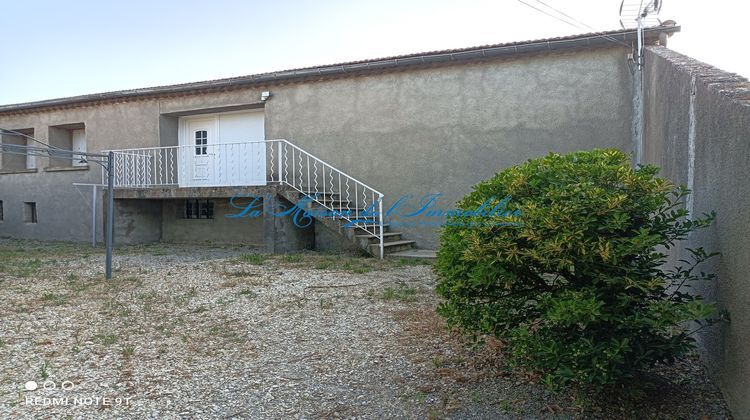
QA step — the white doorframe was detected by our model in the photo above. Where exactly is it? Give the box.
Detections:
[183,117,215,187]
[177,109,266,187]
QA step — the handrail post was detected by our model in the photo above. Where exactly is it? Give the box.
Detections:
[277,141,283,184]
[378,194,384,259]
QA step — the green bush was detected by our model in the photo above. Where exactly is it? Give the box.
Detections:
[435,149,726,390]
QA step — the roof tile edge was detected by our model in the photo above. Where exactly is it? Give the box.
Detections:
[0,26,679,114]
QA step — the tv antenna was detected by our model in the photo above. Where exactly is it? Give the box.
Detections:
[620,0,663,70]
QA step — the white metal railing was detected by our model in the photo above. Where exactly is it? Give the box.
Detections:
[105,141,268,188]
[105,145,178,187]
[104,140,385,258]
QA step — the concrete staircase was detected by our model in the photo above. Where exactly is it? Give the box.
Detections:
[280,189,417,257]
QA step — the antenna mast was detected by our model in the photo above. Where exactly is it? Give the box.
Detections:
[620,0,663,70]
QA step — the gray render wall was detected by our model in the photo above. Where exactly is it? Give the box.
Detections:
[0,47,635,248]
[643,46,750,418]
[265,48,636,248]
[112,199,162,245]
[161,199,264,246]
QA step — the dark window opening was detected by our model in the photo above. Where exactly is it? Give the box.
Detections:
[48,124,86,168]
[24,202,37,223]
[183,199,214,219]
[0,200,3,221]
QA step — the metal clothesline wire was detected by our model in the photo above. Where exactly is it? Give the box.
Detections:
[0,144,108,161]
[0,128,68,152]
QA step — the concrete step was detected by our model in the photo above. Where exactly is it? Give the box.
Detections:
[369,240,416,255]
[298,190,381,207]
[314,204,380,216]
[386,249,437,260]
[309,205,381,221]
[354,223,390,234]
[298,191,341,199]
[297,189,358,197]
[316,199,353,208]
[297,187,378,201]
[355,232,403,243]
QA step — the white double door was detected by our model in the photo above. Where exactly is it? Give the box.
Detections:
[178,110,266,187]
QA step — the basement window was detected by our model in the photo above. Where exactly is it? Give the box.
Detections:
[0,200,3,221]
[183,199,214,219]
[24,202,37,224]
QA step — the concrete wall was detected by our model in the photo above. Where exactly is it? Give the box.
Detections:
[643,46,750,418]
[158,115,178,147]
[262,194,316,253]
[0,46,635,247]
[112,195,315,249]
[265,48,635,247]
[162,198,264,245]
[113,199,162,245]
[315,221,362,254]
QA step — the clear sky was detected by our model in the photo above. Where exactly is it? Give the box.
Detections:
[0,0,747,105]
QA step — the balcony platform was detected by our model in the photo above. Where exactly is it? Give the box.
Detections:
[113,184,288,200]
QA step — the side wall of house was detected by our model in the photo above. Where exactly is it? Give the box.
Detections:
[643,46,750,418]
[0,47,635,247]
[264,48,636,248]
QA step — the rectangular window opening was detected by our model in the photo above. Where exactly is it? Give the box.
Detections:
[182,199,214,219]
[0,200,4,221]
[48,124,86,168]
[23,202,37,223]
[1,128,34,171]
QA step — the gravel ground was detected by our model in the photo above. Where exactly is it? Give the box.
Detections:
[0,240,732,419]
